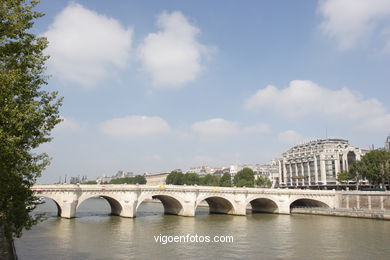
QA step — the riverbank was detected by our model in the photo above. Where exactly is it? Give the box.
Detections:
[0,228,17,260]
[291,207,390,220]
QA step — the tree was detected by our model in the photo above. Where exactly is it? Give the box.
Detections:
[109,175,147,184]
[348,160,365,190]
[183,172,200,185]
[233,168,255,187]
[219,173,232,187]
[336,170,350,184]
[166,171,184,185]
[0,0,62,239]
[199,174,219,186]
[255,176,272,188]
[358,150,390,189]
[82,180,97,184]
[133,175,146,184]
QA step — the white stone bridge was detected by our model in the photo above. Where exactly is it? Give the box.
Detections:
[32,184,337,218]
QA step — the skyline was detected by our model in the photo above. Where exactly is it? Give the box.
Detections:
[33,0,390,183]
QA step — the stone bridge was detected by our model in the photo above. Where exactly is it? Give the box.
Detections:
[31,184,338,218]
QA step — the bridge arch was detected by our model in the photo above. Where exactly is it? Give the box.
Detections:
[137,194,185,216]
[35,195,62,217]
[196,195,236,214]
[289,198,330,209]
[77,194,123,216]
[246,196,279,213]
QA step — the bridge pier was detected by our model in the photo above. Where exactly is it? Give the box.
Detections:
[119,203,136,218]
[119,194,138,218]
[232,201,247,216]
[60,201,78,218]
[276,196,291,214]
[179,202,196,217]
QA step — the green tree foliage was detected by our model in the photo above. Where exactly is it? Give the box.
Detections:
[233,168,255,187]
[166,171,184,185]
[255,176,272,188]
[166,171,222,186]
[348,160,366,190]
[134,175,147,184]
[183,172,200,185]
[358,150,390,189]
[109,175,146,184]
[0,0,62,239]
[82,180,97,184]
[219,173,232,187]
[199,174,220,186]
[336,171,350,184]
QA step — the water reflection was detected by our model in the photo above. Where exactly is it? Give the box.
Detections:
[15,198,390,260]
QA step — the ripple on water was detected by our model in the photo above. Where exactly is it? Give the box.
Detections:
[15,200,390,260]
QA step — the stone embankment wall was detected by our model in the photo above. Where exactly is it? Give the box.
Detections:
[292,191,390,220]
[338,191,390,211]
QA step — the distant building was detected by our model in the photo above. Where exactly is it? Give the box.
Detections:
[385,135,390,151]
[69,175,87,184]
[96,174,112,184]
[144,172,169,185]
[275,138,365,189]
[229,165,243,175]
[112,170,134,178]
[211,167,230,176]
[188,166,210,175]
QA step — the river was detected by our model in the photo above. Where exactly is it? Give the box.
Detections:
[15,198,390,260]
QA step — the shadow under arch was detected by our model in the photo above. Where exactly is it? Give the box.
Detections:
[247,198,279,213]
[77,195,123,216]
[137,195,184,216]
[290,198,330,209]
[197,196,235,214]
[36,196,62,217]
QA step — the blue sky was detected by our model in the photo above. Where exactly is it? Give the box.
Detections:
[33,0,390,183]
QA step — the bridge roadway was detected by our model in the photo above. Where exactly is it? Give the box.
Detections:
[32,184,338,218]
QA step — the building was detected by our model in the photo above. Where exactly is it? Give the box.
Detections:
[96,174,112,184]
[275,138,365,189]
[385,135,390,151]
[113,170,134,179]
[144,172,169,185]
[187,166,210,175]
[228,165,243,175]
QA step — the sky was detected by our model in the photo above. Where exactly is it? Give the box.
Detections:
[31,0,390,183]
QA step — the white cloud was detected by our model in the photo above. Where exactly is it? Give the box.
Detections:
[318,0,390,50]
[99,115,171,137]
[243,123,270,134]
[278,130,306,145]
[138,11,211,88]
[244,80,390,132]
[44,3,133,87]
[191,118,269,137]
[55,117,86,132]
[191,118,240,137]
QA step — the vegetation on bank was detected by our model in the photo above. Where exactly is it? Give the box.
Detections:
[166,168,272,188]
[108,175,147,184]
[337,150,390,190]
[81,175,147,185]
[81,180,98,184]
[0,0,62,239]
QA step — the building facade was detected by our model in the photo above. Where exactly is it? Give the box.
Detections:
[145,172,169,186]
[276,138,365,188]
[385,135,390,151]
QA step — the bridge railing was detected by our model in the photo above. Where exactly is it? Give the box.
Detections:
[31,184,340,196]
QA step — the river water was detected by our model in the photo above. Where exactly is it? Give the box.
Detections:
[15,198,390,260]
